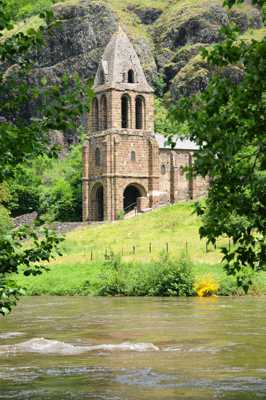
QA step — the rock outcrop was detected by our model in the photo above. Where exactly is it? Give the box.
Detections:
[31,0,158,86]
[7,0,265,120]
[127,5,162,25]
[152,1,263,99]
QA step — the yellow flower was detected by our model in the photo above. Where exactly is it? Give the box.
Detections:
[195,274,219,297]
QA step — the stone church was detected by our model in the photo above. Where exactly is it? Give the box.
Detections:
[82,27,207,222]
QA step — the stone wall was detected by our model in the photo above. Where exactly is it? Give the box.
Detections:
[158,149,171,203]
[158,149,209,204]
[85,128,160,221]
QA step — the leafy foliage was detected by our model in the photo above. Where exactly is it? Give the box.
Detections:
[0,225,63,315]
[0,0,91,314]
[96,253,194,297]
[6,144,82,221]
[168,0,266,291]
[5,0,56,21]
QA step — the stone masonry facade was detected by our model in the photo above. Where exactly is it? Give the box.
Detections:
[82,27,208,222]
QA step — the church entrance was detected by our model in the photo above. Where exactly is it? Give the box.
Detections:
[91,183,104,221]
[123,184,145,213]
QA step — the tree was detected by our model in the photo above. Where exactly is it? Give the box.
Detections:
[169,0,266,291]
[0,0,91,314]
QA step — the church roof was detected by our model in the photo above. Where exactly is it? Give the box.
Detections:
[94,26,153,94]
[155,133,198,151]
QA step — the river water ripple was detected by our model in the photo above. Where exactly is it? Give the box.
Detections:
[0,296,265,399]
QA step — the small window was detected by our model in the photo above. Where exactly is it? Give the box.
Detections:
[95,147,101,167]
[128,69,134,83]
[161,164,166,175]
[131,151,136,162]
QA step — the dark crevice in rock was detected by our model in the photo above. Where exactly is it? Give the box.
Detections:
[127,4,162,25]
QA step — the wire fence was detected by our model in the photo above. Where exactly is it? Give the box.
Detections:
[77,237,232,262]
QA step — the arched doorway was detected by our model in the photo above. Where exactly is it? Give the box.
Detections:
[91,184,104,221]
[123,184,145,213]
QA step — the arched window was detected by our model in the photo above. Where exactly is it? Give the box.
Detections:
[131,151,136,162]
[100,95,108,130]
[161,164,166,175]
[95,147,101,167]
[92,98,99,131]
[99,70,105,84]
[128,69,134,83]
[135,96,145,130]
[121,95,131,129]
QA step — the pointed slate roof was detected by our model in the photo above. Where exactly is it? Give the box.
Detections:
[94,26,153,93]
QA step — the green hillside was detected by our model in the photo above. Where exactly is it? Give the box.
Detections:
[60,202,223,264]
[16,202,266,296]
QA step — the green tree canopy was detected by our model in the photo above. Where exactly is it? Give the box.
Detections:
[0,0,91,314]
[168,0,266,291]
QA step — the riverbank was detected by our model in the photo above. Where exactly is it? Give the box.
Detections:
[15,202,266,296]
[16,252,266,297]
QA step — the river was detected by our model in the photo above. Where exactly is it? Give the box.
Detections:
[0,296,265,399]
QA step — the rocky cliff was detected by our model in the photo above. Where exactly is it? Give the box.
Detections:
[8,0,266,106]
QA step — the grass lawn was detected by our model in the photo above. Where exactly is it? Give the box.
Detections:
[17,202,266,295]
[60,202,226,264]
[15,202,266,296]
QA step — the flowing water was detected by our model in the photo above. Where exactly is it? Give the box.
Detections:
[0,296,266,400]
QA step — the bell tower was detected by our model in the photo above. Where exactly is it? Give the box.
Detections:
[82,26,160,222]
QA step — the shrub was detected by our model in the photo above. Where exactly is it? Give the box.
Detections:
[146,254,194,296]
[116,210,125,220]
[218,277,240,296]
[94,253,195,297]
[95,252,127,296]
[195,274,219,297]
[0,205,12,237]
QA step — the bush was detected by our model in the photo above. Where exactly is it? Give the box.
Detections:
[7,164,41,216]
[218,277,240,296]
[116,210,125,220]
[96,253,126,295]
[0,206,12,237]
[146,254,194,296]
[94,253,195,297]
